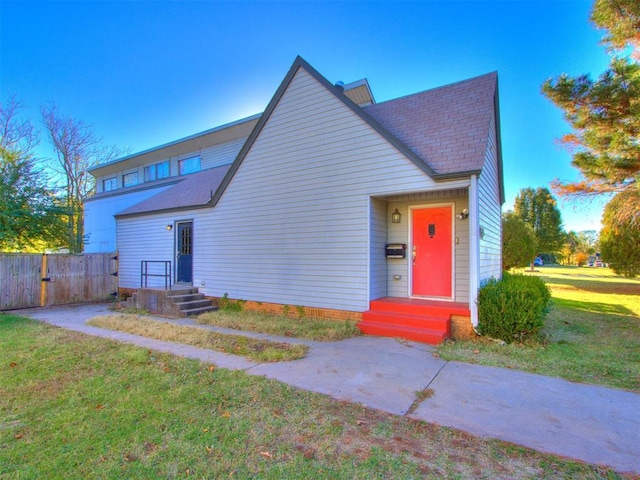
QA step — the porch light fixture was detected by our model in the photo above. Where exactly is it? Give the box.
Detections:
[456,209,469,220]
[166,224,173,231]
[391,209,401,224]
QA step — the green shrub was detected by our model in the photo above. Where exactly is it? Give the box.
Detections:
[218,293,246,312]
[477,273,551,343]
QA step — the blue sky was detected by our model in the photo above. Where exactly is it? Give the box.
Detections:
[1,1,610,232]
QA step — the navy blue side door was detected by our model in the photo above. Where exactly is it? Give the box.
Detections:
[176,222,193,283]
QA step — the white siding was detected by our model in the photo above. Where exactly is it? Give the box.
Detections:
[369,197,387,301]
[200,138,246,169]
[116,67,487,313]
[477,117,502,283]
[194,68,438,311]
[117,212,186,288]
[84,185,174,252]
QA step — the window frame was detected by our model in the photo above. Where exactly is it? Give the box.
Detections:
[122,171,139,188]
[103,177,117,192]
[144,160,170,182]
[178,156,201,176]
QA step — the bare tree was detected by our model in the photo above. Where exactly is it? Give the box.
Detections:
[0,94,39,154]
[41,104,125,253]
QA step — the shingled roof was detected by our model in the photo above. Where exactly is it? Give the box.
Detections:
[363,72,498,176]
[116,164,231,217]
[116,58,501,218]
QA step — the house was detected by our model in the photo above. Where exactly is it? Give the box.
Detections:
[85,56,504,343]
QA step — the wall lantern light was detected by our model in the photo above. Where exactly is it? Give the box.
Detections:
[166,224,173,231]
[456,208,469,220]
[391,209,401,224]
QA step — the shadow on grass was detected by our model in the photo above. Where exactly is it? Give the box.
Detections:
[543,278,640,296]
[552,297,637,317]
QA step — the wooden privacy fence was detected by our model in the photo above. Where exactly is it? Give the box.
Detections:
[0,253,118,310]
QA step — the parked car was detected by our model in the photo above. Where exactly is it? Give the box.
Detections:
[534,257,543,267]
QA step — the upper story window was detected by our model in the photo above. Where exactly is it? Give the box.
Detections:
[144,160,170,182]
[103,177,117,192]
[123,171,139,187]
[179,156,201,175]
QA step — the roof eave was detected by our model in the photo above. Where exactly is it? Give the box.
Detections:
[89,113,262,176]
[114,203,211,219]
[432,169,482,181]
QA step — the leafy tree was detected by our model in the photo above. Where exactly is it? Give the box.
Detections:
[562,229,599,265]
[600,191,640,277]
[575,230,599,253]
[575,251,590,267]
[0,97,65,251]
[502,211,537,270]
[41,104,125,253]
[0,147,65,251]
[542,0,640,229]
[513,187,565,262]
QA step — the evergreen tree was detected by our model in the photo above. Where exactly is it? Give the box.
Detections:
[542,0,640,229]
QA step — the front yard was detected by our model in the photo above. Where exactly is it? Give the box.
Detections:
[1,266,638,478]
[436,266,640,392]
[0,314,630,479]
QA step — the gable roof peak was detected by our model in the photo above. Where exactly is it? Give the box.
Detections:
[363,70,499,177]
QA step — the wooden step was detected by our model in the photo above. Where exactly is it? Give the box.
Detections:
[369,298,469,317]
[361,310,449,330]
[357,297,468,345]
[358,320,448,344]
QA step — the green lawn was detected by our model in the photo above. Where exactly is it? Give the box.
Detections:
[0,314,628,479]
[437,265,640,392]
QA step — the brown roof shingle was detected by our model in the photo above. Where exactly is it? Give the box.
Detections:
[116,164,231,217]
[363,72,497,175]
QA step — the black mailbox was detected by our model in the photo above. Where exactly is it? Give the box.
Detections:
[385,243,407,259]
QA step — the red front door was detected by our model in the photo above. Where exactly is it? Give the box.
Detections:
[412,206,453,298]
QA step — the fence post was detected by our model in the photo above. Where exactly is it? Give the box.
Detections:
[40,253,48,307]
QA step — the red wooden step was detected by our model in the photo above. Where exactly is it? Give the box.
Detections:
[358,321,448,344]
[369,297,470,317]
[357,297,469,345]
[361,310,449,331]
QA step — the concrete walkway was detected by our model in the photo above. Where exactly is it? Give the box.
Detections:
[18,303,640,474]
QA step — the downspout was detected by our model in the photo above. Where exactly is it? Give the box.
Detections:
[469,175,480,326]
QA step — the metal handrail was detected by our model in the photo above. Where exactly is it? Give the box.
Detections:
[140,261,172,290]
